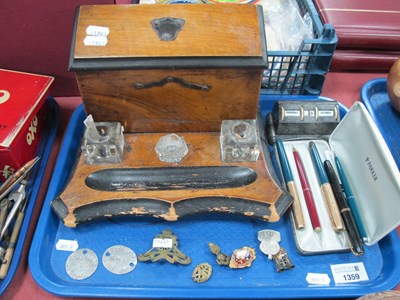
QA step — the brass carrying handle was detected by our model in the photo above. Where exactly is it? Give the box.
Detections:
[133,77,211,91]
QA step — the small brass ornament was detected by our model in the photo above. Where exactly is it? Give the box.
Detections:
[192,263,212,283]
[138,229,191,265]
[209,242,230,266]
[272,247,294,272]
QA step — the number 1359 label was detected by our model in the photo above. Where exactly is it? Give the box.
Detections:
[330,262,369,284]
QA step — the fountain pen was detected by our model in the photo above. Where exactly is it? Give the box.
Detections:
[309,142,344,231]
[0,156,40,201]
[324,160,364,255]
[276,139,305,229]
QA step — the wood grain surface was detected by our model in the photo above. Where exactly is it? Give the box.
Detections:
[73,4,262,58]
[51,132,288,227]
[76,68,263,132]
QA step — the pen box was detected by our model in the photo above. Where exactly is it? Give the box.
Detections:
[69,4,267,133]
[268,101,400,255]
[0,69,54,182]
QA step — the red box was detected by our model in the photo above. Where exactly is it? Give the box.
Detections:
[0,69,54,182]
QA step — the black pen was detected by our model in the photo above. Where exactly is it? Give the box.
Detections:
[324,160,364,256]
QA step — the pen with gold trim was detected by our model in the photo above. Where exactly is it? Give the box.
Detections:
[0,156,40,201]
[309,142,344,231]
[293,148,321,232]
[324,160,364,255]
[276,139,305,229]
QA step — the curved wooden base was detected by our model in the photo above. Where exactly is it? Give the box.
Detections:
[51,132,291,227]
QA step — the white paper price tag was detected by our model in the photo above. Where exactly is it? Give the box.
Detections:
[83,36,108,46]
[306,273,331,285]
[86,25,110,37]
[330,262,369,284]
[56,239,79,252]
[153,238,173,248]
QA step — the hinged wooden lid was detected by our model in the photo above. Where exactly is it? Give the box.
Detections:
[69,4,267,70]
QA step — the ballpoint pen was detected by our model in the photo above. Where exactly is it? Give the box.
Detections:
[334,156,368,242]
[276,139,305,230]
[0,156,40,202]
[324,160,364,255]
[292,148,321,232]
[309,142,344,231]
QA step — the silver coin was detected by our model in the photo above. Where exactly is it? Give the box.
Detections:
[65,248,98,280]
[257,229,281,243]
[260,240,280,260]
[102,245,137,275]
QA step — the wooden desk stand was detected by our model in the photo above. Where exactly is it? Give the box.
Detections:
[51,132,291,227]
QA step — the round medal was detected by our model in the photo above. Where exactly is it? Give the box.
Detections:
[260,240,280,260]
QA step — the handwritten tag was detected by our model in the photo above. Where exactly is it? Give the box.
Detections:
[306,273,331,285]
[86,25,109,37]
[83,36,108,46]
[56,239,79,252]
[330,262,369,284]
[153,238,173,248]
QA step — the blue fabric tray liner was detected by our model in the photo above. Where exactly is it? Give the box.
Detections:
[29,95,400,299]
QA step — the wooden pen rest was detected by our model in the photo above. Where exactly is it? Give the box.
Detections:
[51,132,291,227]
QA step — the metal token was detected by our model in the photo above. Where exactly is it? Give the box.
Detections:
[257,230,281,243]
[102,245,137,275]
[192,262,212,283]
[65,248,98,280]
[260,240,280,260]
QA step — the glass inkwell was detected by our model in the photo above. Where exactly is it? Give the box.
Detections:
[81,115,124,165]
[220,119,260,162]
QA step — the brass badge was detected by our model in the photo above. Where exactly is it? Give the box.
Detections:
[138,229,191,265]
[192,263,212,283]
[209,242,230,266]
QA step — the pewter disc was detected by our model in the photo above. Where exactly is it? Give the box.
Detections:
[66,248,98,280]
[102,245,137,275]
[260,240,280,259]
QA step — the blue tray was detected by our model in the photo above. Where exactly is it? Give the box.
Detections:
[29,95,400,299]
[0,97,59,295]
[360,78,400,170]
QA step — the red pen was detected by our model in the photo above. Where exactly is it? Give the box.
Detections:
[292,148,321,232]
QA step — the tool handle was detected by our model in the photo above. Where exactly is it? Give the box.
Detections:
[0,204,8,237]
[0,211,24,279]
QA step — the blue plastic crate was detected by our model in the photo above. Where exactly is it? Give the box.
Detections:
[261,0,338,96]
[361,78,400,170]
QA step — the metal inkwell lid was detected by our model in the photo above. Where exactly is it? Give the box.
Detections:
[329,102,400,245]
